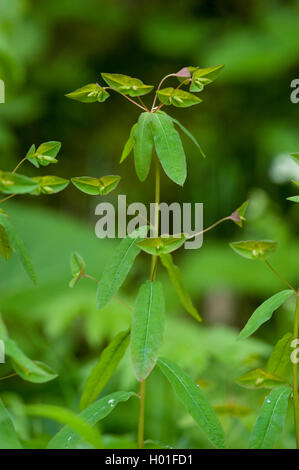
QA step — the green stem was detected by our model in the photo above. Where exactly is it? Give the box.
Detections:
[293,295,299,448]
[137,157,160,449]
[12,157,27,173]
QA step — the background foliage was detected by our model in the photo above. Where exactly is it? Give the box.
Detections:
[0,0,299,449]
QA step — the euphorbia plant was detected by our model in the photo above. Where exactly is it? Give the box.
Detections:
[64,67,250,449]
[230,153,299,449]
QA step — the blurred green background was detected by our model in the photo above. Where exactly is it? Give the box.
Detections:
[0,0,299,449]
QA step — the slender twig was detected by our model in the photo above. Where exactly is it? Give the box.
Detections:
[0,372,17,381]
[151,73,176,112]
[186,216,230,240]
[12,157,27,174]
[104,87,147,111]
[293,295,299,448]
[0,193,17,204]
[264,260,297,294]
[137,96,150,112]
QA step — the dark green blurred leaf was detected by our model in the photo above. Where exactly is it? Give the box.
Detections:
[160,253,202,322]
[80,330,130,410]
[267,332,292,378]
[0,399,22,449]
[47,392,136,449]
[0,224,12,260]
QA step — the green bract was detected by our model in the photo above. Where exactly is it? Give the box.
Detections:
[157,87,202,107]
[0,171,38,194]
[66,83,109,103]
[26,141,61,168]
[230,240,278,260]
[190,64,224,92]
[69,252,86,288]
[237,368,286,390]
[137,234,186,255]
[229,200,248,227]
[72,175,121,195]
[101,73,154,97]
[31,176,69,195]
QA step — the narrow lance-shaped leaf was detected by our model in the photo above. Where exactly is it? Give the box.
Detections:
[120,123,138,163]
[163,112,206,158]
[0,224,12,260]
[96,226,148,310]
[134,112,153,182]
[0,212,36,284]
[266,332,293,379]
[239,290,294,340]
[0,171,38,194]
[26,404,102,449]
[0,400,22,449]
[249,385,291,449]
[80,330,130,410]
[151,112,186,186]
[160,253,202,322]
[131,281,165,381]
[47,392,135,449]
[158,357,226,449]
[5,338,58,383]
[287,195,299,203]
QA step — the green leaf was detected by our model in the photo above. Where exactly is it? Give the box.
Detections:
[134,112,154,182]
[26,141,61,168]
[0,223,12,260]
[47,392,135,449]
[72,175,121,195]
[160,253,202,322]
[120,123,138,163]
[165,113,206,158]
[151,112,186,185]
[137,234,186,256]
[96,226,148,310]
[69,251,86,288]
[80,330,130,410]
[158,357,226,449]
[66,83,109,103]
[290,152,299,164]
[0,313,8,339]
[131,281,165,381]
[157,88,202,107]
[239,290,294,340]
[31,176,69,195]
[249,386,291,449]
[0,399,22,449]
[190,64,224,92]
[5,338,58,383]
[26,404,102,449]
[237,368,286,390]
[101,73,154,97]
[229,201,248,227]
[230,240,278,260]
[267,332,293,378]
[0,212,36,284]
[0,171,38,194]
[287,195,299,203]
